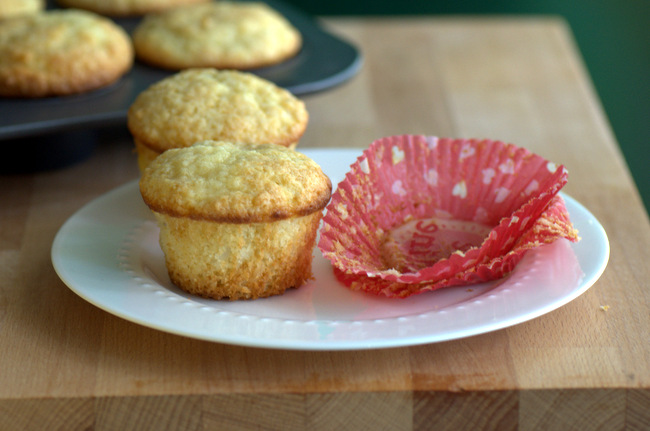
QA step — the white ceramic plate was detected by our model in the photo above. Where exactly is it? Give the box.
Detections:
[51,149,609,350]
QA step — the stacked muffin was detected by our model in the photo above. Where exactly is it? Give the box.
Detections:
[127,68,308,171]
[131,67,324,300]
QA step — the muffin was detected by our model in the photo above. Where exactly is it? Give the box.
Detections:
[55,0,210,17]
[0,0,44,19]
[0,9,133,97]
[132,1,302,70]
[127,68,308,171]
[139,141,332,300]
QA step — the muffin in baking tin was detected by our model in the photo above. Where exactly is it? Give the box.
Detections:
[127,68,308,171]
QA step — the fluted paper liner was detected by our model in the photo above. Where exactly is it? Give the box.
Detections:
[318,135,579,298]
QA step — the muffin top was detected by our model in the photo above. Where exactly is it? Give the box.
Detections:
[0,0,43,18]
[131,1,301,70]
[0,9,133,97]
[55,0,210,17]
[127,68,308,152]
[139,141,332,222]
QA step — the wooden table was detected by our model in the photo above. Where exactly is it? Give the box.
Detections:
[1,17,649,430]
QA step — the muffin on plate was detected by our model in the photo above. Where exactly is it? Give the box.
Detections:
[55,0,210,17]
[132,1,302,70]
[127,68,308,171]
[0,0,44,19]
[139,140,332,300]
[0,9,133,97]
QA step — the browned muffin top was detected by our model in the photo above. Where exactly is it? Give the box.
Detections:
[140,141,332,223]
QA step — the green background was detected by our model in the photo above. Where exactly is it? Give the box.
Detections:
[285,0,649,215]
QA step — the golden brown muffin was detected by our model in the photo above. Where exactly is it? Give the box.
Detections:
[0,0,44,19]
[127,68,308,171]
[55,0,210,16]
[0,9,133,97]
[139,141,332,300]
[132,1,302,70]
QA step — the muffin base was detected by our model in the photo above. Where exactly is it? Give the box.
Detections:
[154,211,322,300]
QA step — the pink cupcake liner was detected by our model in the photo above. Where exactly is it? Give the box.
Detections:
[318,135,579,298]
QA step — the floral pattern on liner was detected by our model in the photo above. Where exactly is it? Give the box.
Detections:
[317,135,580,298]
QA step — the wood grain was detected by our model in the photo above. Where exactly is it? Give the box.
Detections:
[0,17,648,430]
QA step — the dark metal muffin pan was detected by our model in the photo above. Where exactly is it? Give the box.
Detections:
[0,0,362,141]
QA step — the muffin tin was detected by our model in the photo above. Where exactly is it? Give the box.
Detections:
[0,0,362,142]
